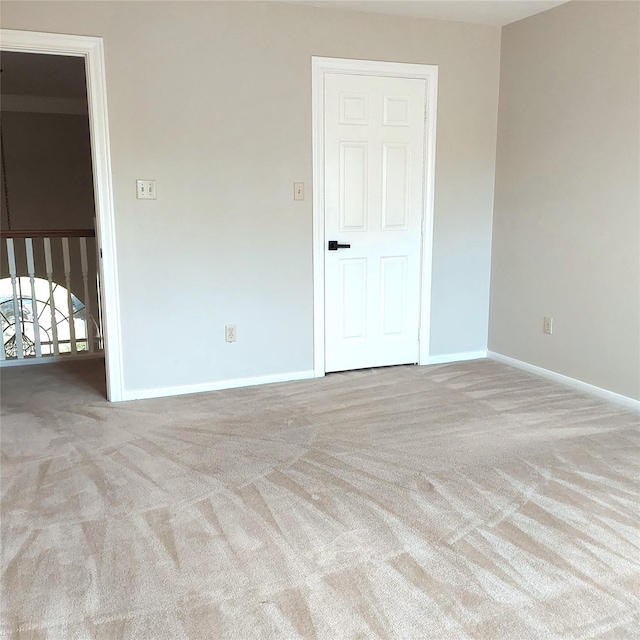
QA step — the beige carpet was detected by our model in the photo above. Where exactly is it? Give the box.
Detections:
[1,359,639,639]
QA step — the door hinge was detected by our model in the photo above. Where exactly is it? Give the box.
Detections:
[424,106,429,121]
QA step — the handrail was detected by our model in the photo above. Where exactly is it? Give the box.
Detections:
[0,229,96,239]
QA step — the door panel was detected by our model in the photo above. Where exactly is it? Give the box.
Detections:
[340,259,367,340]
[340,142,368,230]
[381,256,407,336]
[325,73,426,372]
[382,143,410,229]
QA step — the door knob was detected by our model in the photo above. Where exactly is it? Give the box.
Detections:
[328,240,351,251]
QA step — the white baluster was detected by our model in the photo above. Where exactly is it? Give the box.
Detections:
[79,237,93,352]
[6,238,24,359]
[25,238,42,358]
[95,268,103,351]
[61,237,76,355]
[43,238,60,356]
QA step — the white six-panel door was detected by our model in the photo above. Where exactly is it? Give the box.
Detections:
[324,73,427,372]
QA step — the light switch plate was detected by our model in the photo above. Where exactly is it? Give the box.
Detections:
[294,182,304,201]
[137,180,156,200]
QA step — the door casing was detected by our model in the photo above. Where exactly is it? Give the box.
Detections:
[311,56,438,377]
[1,29,124,400]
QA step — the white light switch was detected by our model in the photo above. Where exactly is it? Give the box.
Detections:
[294,182,304,201]
[137,180,156,200]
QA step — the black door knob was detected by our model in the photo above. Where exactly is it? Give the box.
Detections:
[328,240,351,251]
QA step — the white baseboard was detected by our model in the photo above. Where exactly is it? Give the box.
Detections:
[0,353,105,368]
[423,350,487,365]
[120,369,316,402]
[488,351,640,412]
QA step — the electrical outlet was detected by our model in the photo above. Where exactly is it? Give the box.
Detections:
[543,316,553,335]
[225,324,236,343]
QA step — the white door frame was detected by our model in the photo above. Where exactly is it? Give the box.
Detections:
[312,56,438,377]
[1,29,124,401]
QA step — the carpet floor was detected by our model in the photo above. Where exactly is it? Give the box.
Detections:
[1,359,639,639]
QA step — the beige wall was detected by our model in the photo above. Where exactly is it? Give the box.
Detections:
[0,111,95,230]
[489,0,640,399]
[2,1,501,393]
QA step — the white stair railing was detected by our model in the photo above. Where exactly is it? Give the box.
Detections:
[0,229,102,363]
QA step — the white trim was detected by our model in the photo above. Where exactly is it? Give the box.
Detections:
[311,56,438,377]
[1,29,124,401]
[424,350,487,365]
[120,370,316,402]
[488,351,640,412]
[0,353,105,368]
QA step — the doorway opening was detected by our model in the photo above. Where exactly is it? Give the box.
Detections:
[0,30,122,400]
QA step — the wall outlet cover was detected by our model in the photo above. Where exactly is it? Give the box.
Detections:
[225,324,237,343]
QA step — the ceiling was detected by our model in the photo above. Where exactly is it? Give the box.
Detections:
[292,0,571,26]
